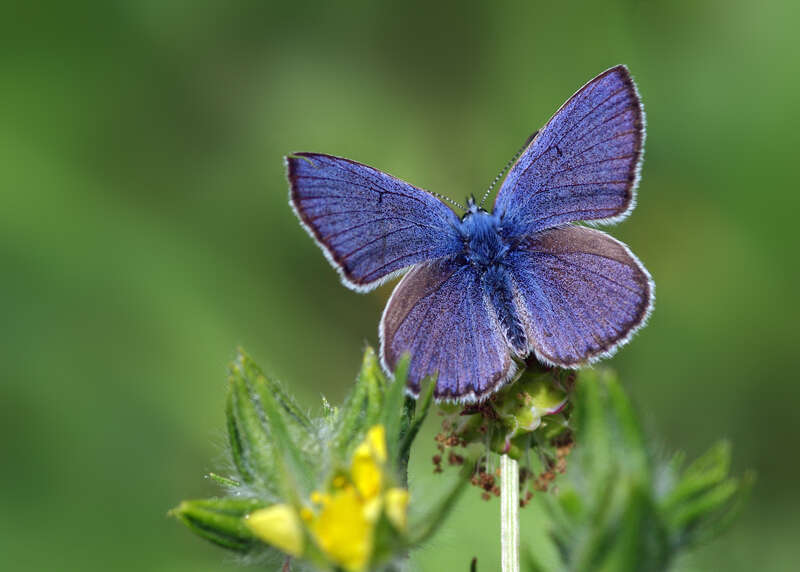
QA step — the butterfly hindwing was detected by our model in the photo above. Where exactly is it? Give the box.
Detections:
[508,225,653,367]
[288,153,462,291]
[494,65,645,235]
[380,257,515,401]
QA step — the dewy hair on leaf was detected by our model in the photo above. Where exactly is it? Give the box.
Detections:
[287,65,654,403]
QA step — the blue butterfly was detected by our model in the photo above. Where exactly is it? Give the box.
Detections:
[287,65,653,402]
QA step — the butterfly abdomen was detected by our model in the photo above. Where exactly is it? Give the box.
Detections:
[482,264,527,356]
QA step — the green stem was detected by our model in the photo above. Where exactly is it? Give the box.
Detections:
[501,454,520,572]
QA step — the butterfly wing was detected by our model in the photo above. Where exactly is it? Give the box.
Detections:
[494,65,644,234]
[288,153,462,291]
[508,225,653,367]
[380,257,515,401]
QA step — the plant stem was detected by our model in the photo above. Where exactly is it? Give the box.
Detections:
[500,454,520,572]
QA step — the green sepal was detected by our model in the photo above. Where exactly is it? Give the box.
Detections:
[169,497,268,553]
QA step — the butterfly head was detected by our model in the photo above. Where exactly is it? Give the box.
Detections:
[464,195,485,219]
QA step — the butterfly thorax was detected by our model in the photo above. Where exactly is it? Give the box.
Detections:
[460,208,510,270]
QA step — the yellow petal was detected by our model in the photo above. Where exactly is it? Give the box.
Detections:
[311,487,373,572]
[384,488,410,532]
[351,425,389,500]
[246,504,304,557]
[366,425,387,463]
[363,497,383,523]
[351,448,382,500]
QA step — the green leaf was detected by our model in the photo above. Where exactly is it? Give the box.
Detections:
[255,365,316,504]
[364,350,386,430]
[226,389,257,486]
[228,365,278,492]
[605,374,649,478]
[661,441,731,513]
[236,349,314,436]
[170,497,268,552]
[334,347,376,457]
[574,370,612,469]
[532,368,751,570]
[597,482,668,572]
[248,357,314,433]
[689,471,755,546]
[381,353,411,468]
[398,375,435,469]
[227,350,316,501]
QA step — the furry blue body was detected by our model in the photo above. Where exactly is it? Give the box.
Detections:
[459,204,528,355]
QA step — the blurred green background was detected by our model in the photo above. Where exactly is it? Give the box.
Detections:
[2,1,798,570]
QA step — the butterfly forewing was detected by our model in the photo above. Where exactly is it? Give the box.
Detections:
[288,153,461,291]
[494,65,644,235]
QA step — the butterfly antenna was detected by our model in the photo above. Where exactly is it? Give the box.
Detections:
[431,191,465,211]
[479,130,539,207]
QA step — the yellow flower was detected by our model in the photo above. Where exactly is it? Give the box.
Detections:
[245,503,304,557]
[310,486,372,571]
[245,425,410,572]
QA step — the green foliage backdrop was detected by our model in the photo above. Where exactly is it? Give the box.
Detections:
[1,1,797,570]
